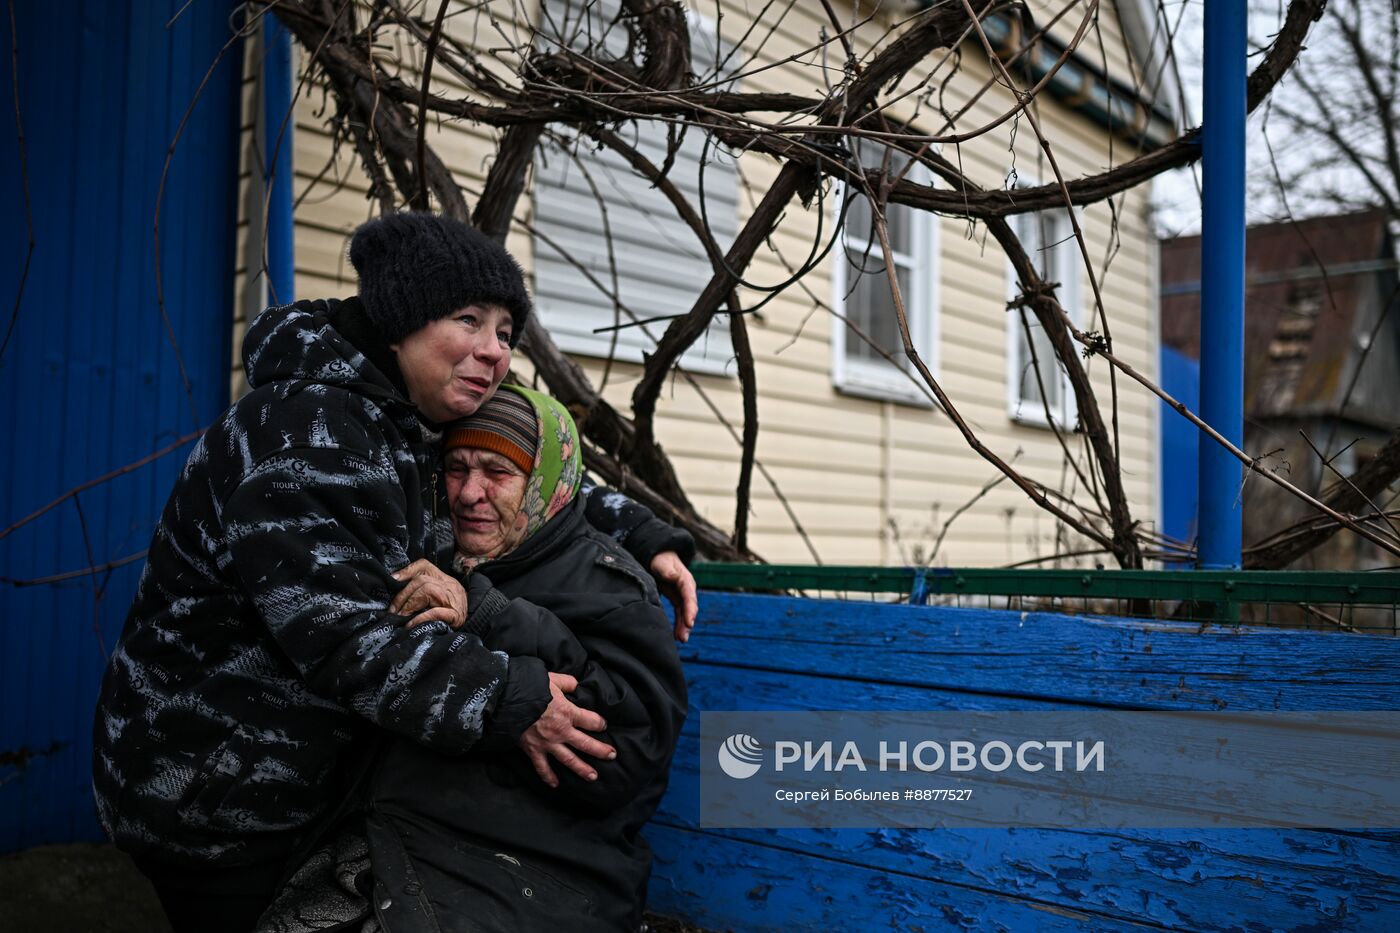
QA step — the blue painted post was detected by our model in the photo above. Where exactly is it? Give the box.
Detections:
[1161,347,1201,561]
[1197,3,1246,569]
[263,12,295,305]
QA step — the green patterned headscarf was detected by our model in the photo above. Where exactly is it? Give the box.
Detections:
[505,384,582,539]
[446,384,582,572]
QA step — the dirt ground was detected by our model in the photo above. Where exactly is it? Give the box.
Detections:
[0,843,719,933]
[0,843,172,933]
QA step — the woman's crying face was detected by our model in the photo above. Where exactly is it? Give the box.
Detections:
[444,447,530,559]
[391,304,513,423]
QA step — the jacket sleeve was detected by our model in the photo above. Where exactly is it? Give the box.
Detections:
[221,445,551,753]
[472,581,688,812]
[580,477,696,570]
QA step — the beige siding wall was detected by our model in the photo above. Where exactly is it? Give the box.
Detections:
[235,0,1162,567]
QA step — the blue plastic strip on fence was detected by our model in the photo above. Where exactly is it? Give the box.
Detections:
[1197,1,1247,568]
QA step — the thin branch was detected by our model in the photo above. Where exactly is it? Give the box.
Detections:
[0,429,206,543]
[71,494,108,654]
[928,471,1010,565]
[869,199,1115,551]
[730,310,759,554]
[412,0,453,211]
[152,13,255,428]
[1300,429,1400,544]
[0,550,148,588]
[1247,430,1400,567]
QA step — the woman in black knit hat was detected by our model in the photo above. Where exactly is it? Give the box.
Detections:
[92,212,697,933]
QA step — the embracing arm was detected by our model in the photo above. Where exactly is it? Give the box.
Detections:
[221,446,550,754]
[581,478,699,640]
[580,477,695,568]
[471,580,687,811]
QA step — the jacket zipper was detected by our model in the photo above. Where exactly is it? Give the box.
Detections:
[430,468,445,560]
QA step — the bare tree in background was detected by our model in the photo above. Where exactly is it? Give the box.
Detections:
[1213,0,1400,568]
[222,0,1400,571]
[1263,0,1400,223]
[1147,0,1400,573]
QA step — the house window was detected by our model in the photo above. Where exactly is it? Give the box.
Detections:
[532,0,736,374]
[831,141,939,403]
[1007,206,1081,427]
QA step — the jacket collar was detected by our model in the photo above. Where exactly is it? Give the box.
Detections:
[328,296,412,403]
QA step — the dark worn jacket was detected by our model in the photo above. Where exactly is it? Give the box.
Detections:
[364,494,688,933]
[92,298,690,867]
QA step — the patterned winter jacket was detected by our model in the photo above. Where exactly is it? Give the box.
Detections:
[92,297,691,867]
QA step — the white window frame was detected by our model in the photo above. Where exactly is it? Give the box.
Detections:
[830,154,940,406]
[1005,197,1083,429]
[530,3,735,377]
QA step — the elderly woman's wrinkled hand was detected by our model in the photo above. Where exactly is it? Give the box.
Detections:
[519,673,616,788]
[650,551,698,642]
[390,559,468,628]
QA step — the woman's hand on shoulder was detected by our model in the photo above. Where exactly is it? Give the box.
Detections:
[649,550,698,642]
[390,559,467,628]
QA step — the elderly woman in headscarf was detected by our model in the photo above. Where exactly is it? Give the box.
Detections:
[259,385,687,933]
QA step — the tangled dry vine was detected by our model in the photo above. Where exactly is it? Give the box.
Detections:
[225,0,1400,570]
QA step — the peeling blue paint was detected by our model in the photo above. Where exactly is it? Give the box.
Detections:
[647,593,1400,930]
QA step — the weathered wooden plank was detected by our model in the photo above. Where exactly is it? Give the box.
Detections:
[653,708,1400,930]
[643,597,1400,930]
[645,823,1158,932]
[681,656,1064,713]
[645,821,1400,932]
[679,593,1400,710]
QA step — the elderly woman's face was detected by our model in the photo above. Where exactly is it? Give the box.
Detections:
[445,447,530,559]
[392,304,513,423]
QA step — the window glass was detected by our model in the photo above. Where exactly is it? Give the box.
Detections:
[1009,207,1079,425]
[838,142,927,382]
[532,0,737,372]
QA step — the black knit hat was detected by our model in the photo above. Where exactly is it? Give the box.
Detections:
[348,212,531,347]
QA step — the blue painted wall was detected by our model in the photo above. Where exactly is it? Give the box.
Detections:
[1161,346,1200,558]
[0,1,242,851]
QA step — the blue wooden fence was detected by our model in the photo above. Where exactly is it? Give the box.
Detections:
[0,0,242,851]
[647,592,1400,930]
